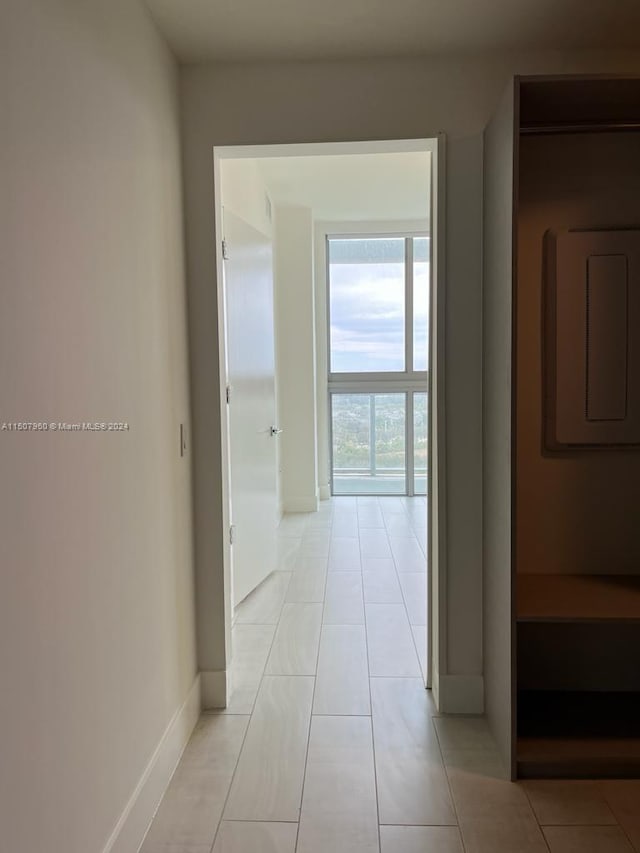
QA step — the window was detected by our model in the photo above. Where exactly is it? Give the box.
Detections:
[331,393,406,495]
[329,238,406,373]
[328,234,430,495]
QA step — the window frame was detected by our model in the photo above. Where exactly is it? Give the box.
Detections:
[327,232,430,497]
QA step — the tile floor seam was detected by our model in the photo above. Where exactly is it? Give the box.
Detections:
[431,716,471,853]
[221,818,299,823]
[312,712,373,717]
[382,502,426,678]
[520,782,570,853]
[600,783,640,852]
[209,552,297,851]
[379,821,463,827]
[540,822,628,827]
[542,824,638,853]
[206,703,268,842]
[239,562,297,708]
[360,501,384,853]
[202,717,253,853]
[294,510,332,852]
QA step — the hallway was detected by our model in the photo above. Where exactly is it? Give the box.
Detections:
[140,498,640,853]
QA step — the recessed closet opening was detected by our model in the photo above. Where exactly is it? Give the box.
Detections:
[515,77,640,778]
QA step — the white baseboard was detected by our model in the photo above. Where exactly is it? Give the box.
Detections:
[283,494,319,513]
[200,669,230,710]
[103,674,201,853]
[436,674,484,714]
[319,484,331,501]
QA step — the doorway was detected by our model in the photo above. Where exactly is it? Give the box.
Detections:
[214,139,445,695]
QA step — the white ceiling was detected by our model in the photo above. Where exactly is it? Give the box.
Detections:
[144,0,640,62]
[254,152,430,222]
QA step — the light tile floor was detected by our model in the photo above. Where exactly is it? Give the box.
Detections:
[141,497,640,853]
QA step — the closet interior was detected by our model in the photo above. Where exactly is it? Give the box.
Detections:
[484,74,640,779]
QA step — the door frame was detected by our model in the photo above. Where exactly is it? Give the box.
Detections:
[213,137,446,699]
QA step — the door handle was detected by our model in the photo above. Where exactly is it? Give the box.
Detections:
[270,426,283,436]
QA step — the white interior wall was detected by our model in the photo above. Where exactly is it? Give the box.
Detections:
[274,206,320,512]
[314,225,331,499]
[482,81,517,773]
[220,159,273,239]
[1,2,196,851]
[257,152,433,220]
[429,136,447,706]
[181,49,640,713]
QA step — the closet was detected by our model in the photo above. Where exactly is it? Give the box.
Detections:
[483,75,640,779]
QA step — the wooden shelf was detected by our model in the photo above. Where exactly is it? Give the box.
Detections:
[517,736,640,779]
[517,574,640,622]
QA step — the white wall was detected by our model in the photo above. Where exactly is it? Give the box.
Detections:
[274,206,319,512]
[482,81,517,772]
[314,224,332,499]
[180,49,640,710]
[221,159,273,238]
[1,2,196,851]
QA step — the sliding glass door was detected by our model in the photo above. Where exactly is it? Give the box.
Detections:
[331,392,406,495]
[328,235,430,496]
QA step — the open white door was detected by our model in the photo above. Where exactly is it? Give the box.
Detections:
[223,208,278,607]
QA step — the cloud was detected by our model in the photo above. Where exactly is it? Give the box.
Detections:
[329,261,430,371]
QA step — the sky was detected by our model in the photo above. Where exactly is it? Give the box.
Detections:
[329,238,430,373]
